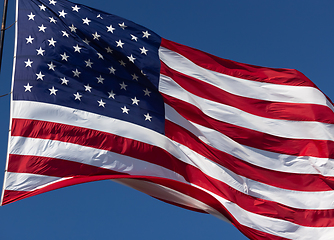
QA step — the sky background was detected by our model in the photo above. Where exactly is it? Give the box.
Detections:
[0,0,333,239]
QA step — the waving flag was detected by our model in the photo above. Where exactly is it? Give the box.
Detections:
[2,0,334,239]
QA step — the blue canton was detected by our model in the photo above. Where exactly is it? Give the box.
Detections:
[14,0,164,134]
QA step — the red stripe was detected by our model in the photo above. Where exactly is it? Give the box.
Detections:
[162,93,334,159]
[161,38,316,88]
[152,197,207,213]
[2,190,28,204]
[2,174,129,205]
[160,61,334,124]
[7,154,127,178]
[2,179,290,240]
[165,120,334,192]
[6,156,334,228]
[9,118,334,227]
[120,178,289,240]
[10,118,195,180]
[161,38,334,108]
[240,225,290,240]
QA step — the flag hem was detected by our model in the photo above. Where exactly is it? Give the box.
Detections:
[0,0,18,206]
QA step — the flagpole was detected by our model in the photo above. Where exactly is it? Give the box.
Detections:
[0,0,9,73]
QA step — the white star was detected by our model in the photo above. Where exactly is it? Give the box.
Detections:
[39,4,46,11]
[26,35,34,44]
[24,59,33,67]
[58,10,67,18]
[24,83,33,92]
[130,34,138,41]
[119,60,126,67]
[116,39,124,48]
[73,92,82,101]
[48,62,56,71]
[127,54,136,63]
[49,17,57,23]
[36,47,45,56]
[82,17,91,25]
[73,44,82,53]
[118,22,127,30]
[69,24,77,32]
[143,88,151,96]
[121,106,129,114]
[92,32,101,40]
[142,30,151,38]
[82,38,90,45]
[27,12,35,20]
[62,31,69,37]
[108,90,115,99]
[36,71,45,80]
[49,0,57,5]
[106,25,115,33]
[140,46,148,55]
[105,46,113,53]
[72,69,81,77]
[72,5,80,12]
[60,52,69,61]
[60,52,70,62]
[144,113,152,121]
[97,52,104,59]
[48,38,56,47]
[131,73,139,81]
[120,82,127,90]
[84,84,92,92]
[97,99,106,107]
[61,77,69,85]
[38,24,47,32]
[131,97,140,105]
[49,86,58,95]
[97,14,103,19]
[85,59,93,68]
[96,75,104,84]
[108,66,116,74]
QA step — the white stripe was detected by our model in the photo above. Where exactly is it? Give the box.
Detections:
[11,100,197,167]
[112,178,230,224]
[172,140,334,210]
[119,178,334,239]
[197,186,334,240]
[10,136,185,182]
[159,73,334,141]
[165,103,334,177]
[159,46,334,111]
[4,172,63,191]
[194,122,334,177]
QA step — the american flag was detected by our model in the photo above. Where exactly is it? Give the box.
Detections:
[2,0,334,239]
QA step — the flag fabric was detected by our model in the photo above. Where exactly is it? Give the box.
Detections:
[2,0,334,239]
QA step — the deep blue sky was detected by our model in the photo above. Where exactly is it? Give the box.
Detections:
[0,1,333,239]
